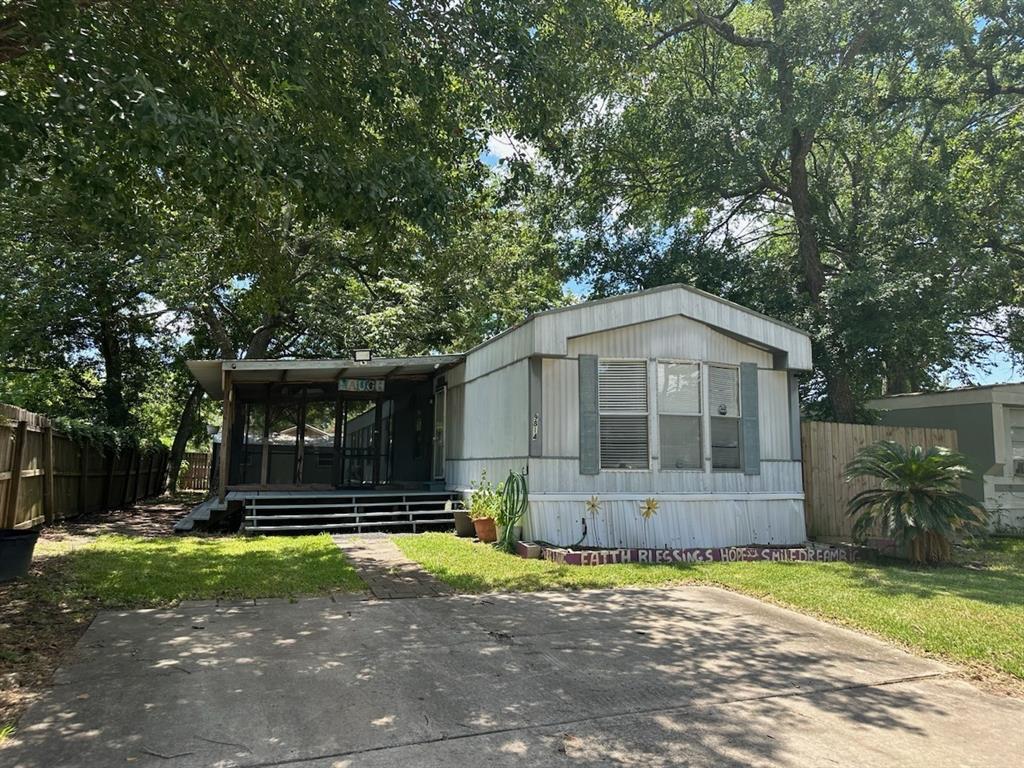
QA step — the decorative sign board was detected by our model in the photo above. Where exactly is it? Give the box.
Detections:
[518,542,865,565]
[338,378,386,393]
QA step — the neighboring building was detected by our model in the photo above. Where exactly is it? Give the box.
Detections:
[186,284,813,547]
[869,384,1024,532]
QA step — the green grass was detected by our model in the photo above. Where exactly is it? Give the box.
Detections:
[0,724,14,743]
[56,534,364,607]
[394,533,1024,681]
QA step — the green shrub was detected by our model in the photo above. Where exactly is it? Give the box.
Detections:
[845,441,986,564]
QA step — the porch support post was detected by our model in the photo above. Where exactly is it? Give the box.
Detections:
[218,367,233,503]
[333,393,343,488]
[295,389,306,484]
[259,387,270,485]
[372,395,383,486]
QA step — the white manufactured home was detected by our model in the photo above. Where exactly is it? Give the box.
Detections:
[186,284,813,547]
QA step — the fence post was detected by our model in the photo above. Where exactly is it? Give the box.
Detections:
[42,425,55,524]
[3,420,28,528]
[102,449,116,511]
[78,443,89,515]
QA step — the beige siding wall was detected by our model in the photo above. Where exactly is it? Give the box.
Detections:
[534,286,812,370]
[537,317,795,479]
[565,315,774,367]
[443,360,529,490]
[528,459,803,494]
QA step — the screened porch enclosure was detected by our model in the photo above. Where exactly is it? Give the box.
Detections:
[224,378,436,490]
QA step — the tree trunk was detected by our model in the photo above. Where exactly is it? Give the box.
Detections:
[167,381,204,493]
[97,317,132,427]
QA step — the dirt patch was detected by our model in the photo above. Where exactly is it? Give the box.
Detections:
[0,494,196,730]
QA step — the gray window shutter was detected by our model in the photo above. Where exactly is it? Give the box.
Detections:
[740,362,760,475]
[578,355,599,475]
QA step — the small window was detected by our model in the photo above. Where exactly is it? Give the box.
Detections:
[598,359,649,469]
[1011,425,1024,476]
[317,451,334,468]
[709,365,741,469]
[658,362,701,469]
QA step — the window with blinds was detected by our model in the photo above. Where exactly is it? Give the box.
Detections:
[709,365,741,469]
[598,359,649,469]
[657,362,701,469]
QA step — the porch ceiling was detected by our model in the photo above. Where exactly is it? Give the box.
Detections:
[186,355,464,400]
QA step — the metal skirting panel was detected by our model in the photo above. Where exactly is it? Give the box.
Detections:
[525,496,807,550]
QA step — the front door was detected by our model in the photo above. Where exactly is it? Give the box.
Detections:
[432,386,446,480]
[337,397,393,487]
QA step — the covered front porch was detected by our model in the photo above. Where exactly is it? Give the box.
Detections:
[187,355,463,503]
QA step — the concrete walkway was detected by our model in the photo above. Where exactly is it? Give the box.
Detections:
[3,585,1023,767]
[333,533,453,599]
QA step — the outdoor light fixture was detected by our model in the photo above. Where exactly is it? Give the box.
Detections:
[352,348,373,363]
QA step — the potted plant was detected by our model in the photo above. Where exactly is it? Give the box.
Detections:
[451,500,475,538]
[845,441,986,564]
[467,470,501,543]
[0,528,40,582]
[496,470,528,552]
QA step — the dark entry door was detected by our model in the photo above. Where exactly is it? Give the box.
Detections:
[337,397,393,487]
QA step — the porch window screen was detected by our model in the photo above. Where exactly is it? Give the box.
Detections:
[709,365,741,469]
[657,362,701,469]
[598,360,649,469]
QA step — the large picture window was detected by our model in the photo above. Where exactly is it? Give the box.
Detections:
[598,359,649,469]
[709,365,741,469]
[657,362,702,469]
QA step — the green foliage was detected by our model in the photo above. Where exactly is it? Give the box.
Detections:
[49,417,162,454]
[467,469,503,520]
[844,441,987,563]
[503,0,1024,418]
[0,1,568,441]
[496,470,529,552]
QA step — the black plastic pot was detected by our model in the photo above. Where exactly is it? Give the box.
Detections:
[0,529,40,582]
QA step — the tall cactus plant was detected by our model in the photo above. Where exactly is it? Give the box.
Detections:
[496,469,529,552]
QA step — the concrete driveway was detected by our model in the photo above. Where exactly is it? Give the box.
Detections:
[4,586,1023,767]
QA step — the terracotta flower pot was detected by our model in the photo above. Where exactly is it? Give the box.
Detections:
[472,517,497,543]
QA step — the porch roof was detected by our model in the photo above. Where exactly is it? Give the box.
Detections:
[186,355,464,400]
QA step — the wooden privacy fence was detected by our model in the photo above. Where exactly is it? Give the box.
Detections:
[801,420,959,542]
[1,404,169,530]
[179,451,212,492]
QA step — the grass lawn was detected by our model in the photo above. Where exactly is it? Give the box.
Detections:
[394,533,1024,685]
[48,533,363,607]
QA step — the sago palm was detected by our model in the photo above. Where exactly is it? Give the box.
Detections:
[844,441,986,564]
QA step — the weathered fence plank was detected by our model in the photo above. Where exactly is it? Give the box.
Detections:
[801,420,959,542]
[179,451,212,492]
[0,403,169,529]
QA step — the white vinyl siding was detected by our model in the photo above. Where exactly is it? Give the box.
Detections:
[598,360,649,469]
[657,362,702,469]
[709,365,741,469]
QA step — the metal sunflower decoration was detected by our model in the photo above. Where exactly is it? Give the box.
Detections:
[585,495,601,515]
[640,497,659,520]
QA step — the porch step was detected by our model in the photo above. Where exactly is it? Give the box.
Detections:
[242,491,464,535]
[174,497,228,533]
